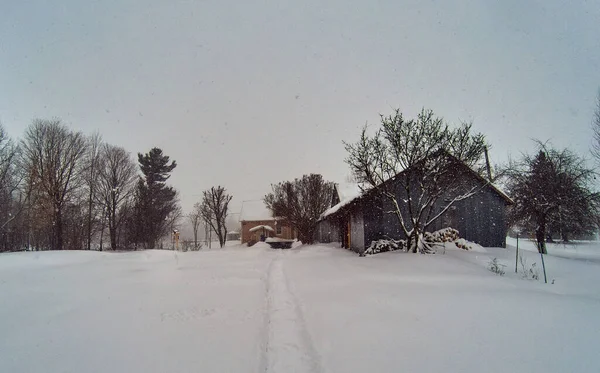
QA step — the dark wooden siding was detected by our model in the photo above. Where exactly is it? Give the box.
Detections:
[316,218,341,244]
[363,194,384,248]
[318,163,510,251]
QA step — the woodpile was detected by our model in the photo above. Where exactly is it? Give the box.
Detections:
[363,239,406,256]
[454,238,473,250]
[424,228,460,243]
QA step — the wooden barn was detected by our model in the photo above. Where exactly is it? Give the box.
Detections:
[316,154,513,254]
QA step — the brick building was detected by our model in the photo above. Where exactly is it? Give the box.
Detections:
[239,200,296,244]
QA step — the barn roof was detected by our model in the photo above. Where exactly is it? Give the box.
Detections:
[320,152,513,220]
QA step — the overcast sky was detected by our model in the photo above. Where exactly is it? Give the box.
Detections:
[2,0,599,216]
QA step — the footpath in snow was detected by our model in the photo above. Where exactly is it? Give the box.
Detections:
[261,251,323,373]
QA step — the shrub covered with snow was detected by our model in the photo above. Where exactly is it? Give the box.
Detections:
[488,258,506,276]
[519,255,540,280]
[363,239,406,256]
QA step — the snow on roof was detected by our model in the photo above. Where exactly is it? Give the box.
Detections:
[336,183,362,201]
[249,225,275,232]
[239,200,274,222]
[321,192,364,220]
[319,182,364,220]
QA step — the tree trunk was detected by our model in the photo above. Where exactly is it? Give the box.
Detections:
[408,229,419,253]
[109,224,117,251]
[536,219,547,255]
[99,216,105,251]
[217,223,225,248]
[55,208,63,251]
[87,190,93,250]
[193,227,198,249]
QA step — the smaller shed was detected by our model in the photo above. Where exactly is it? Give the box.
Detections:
[226,231,241,241]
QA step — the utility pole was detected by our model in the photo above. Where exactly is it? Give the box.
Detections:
[484,146,493,182]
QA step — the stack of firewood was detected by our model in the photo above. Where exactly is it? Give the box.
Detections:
[424,228,460,243]
[454,238,472,250]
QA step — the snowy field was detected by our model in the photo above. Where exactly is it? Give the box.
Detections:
[1,240,600,373]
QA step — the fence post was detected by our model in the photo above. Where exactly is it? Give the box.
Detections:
[515,233,519,273]
[540,251,548,284]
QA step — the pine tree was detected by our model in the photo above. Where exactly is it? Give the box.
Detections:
[133,148,178,250]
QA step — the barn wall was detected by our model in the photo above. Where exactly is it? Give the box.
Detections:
[426,179,508,248]
[319,163,510,252]
[363,194,384,248]
[350,210,365,252]
[458,190,507,247]
[316,219,340,244]
[372,171,509,248]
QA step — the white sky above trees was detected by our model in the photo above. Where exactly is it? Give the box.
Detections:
[1,0,599,216]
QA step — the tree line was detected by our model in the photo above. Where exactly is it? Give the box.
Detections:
[3,91,598,253]
[0,119,180,252]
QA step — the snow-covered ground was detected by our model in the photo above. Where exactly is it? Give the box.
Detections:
[1,240,599,372]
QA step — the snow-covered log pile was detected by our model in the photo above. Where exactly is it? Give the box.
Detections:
[424,228,476,251]
[363,228,478,256]
[454,238,474,250]
[363,239,406,256]
[424,228,460,243]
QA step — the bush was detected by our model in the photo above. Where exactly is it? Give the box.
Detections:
[363,239,406,256]
[488,258,506,276]
[519,255,540,280]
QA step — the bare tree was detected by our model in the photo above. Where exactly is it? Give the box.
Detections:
[188,202,202,249]
[21,119,88,250]
[95,144,137,250]
[592,89,600,163]
[264,174,335,244]
[83,132,103,250]
[200,186,232,248]
[344,108,487,253]
[0,124,17,194]
[0,125,18,225]
[0,124,26,251]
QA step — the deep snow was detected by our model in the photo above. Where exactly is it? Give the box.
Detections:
[1,240,599,372]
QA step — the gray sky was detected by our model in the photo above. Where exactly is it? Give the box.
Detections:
[2,0,600,217]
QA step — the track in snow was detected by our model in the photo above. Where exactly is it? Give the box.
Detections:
[259,252,323,373]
